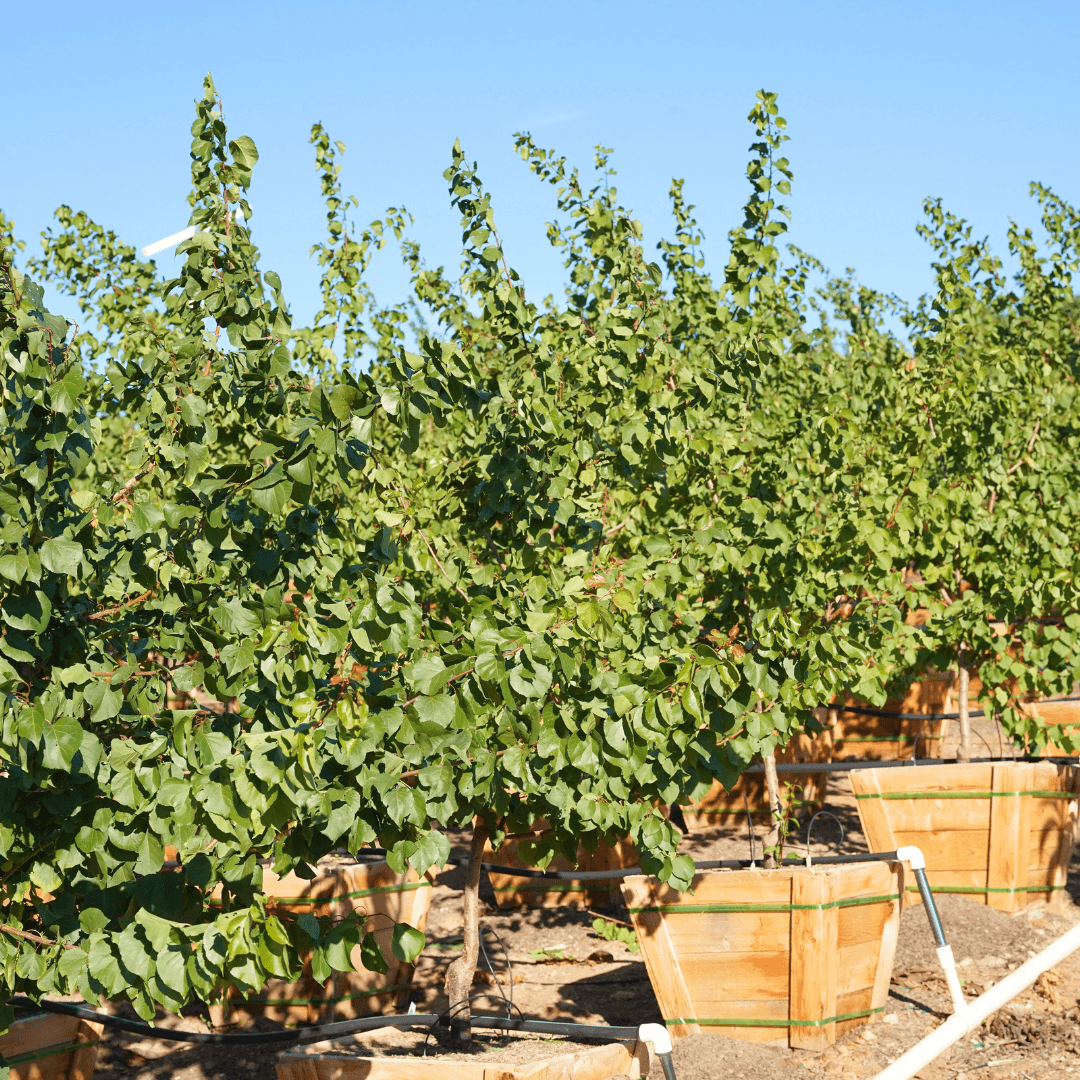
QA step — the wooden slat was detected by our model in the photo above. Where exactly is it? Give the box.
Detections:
[849,769,898,856]
[833,986,878,1037]
[623,908,700,1038]
[67,1021,104,1080]
[825,861,898,896]
[864,762,993,794]
[512,1041,643,1080]
[1030,822,1073,870]
[664,911,789,955]
[1047,767,1080,907]
[789,870,837,1051]
[869,799,992,830]
[678,951,790,1002]
[275,1054,322,1080]
[869,863,903,1017]
[676,870,794,905]
[987,764,1028,912]
[836,900,894,949]
[835,937,890,996]
[886,830,991,871]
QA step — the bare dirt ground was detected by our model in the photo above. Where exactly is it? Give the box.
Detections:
[86,710,1080,1079]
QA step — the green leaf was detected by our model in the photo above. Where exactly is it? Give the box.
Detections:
[229,135,260,170]
[360,931,389,974]
[391,923,425,964]
[40,537,82,576]
[180,395,208,426]
[48,369,86,415]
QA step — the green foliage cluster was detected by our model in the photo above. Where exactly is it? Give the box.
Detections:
[591,916,639,953]
[1,75,1078,1021]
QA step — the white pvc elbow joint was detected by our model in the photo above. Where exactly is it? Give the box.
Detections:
[638,1022,673,1055]
[896,845,926,870]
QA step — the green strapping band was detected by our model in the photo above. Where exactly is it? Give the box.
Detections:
[1,1040,100,1067]
[210,880,430,907]
[665,1007,883,1028]
[855,789,1076,801]
[685,807,771,816]
[240,982,411,1007]
[627,892,899,915]
[904,883,1064,896]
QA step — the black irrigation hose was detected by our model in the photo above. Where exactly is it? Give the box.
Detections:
[353,844,920,880]
[5,997,439,1046]
[470,1016,639,1041]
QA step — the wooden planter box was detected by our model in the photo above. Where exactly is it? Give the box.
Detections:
[851,761,1080,912]
[1018,696,1080,755]
[484,824,637,909]
[678,731,831,829]
[831,673,954,760]
[276,1033,651,1080]
[209,860,434,1026]
[620,861,904,1051]
[0,1011,103,1080]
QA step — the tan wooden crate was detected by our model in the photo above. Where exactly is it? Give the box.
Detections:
[0,1012,103,1080]
[209,860,434,1026]
[483,825,637,909]
[1018,696,1080,755]
[275,1033,650,1080]
[850,761,1080,912]
[831,673,954,760]
[621,861,903,1051]
[678,730,832,829]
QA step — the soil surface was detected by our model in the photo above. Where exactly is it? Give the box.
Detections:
[286,1027,621,1063]
[77,719,1080,1080]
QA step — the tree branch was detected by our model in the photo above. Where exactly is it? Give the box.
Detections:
[418,530,469,600]
[0,924,74,950]
[111,462,156,504]
[87,589,153,621]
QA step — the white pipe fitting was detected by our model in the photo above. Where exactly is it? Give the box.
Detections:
[873,920,1080,1080]
[637,1022,672,1055]
[895,845,925,870]
[935,943,968,1015]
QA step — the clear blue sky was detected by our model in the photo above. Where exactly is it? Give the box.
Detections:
[5,1,1078,337]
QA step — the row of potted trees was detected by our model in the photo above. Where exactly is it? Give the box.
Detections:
[2,77,1079,1077]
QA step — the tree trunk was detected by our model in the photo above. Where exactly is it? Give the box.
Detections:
[957,658,972,764]
[444,817,488,1043]
[762,752,783,869]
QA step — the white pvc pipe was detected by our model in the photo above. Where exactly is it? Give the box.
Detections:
[141,210,243,258]
[873,920,1080,1080]
[935,944,966,1015]
[142,226,195,258]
